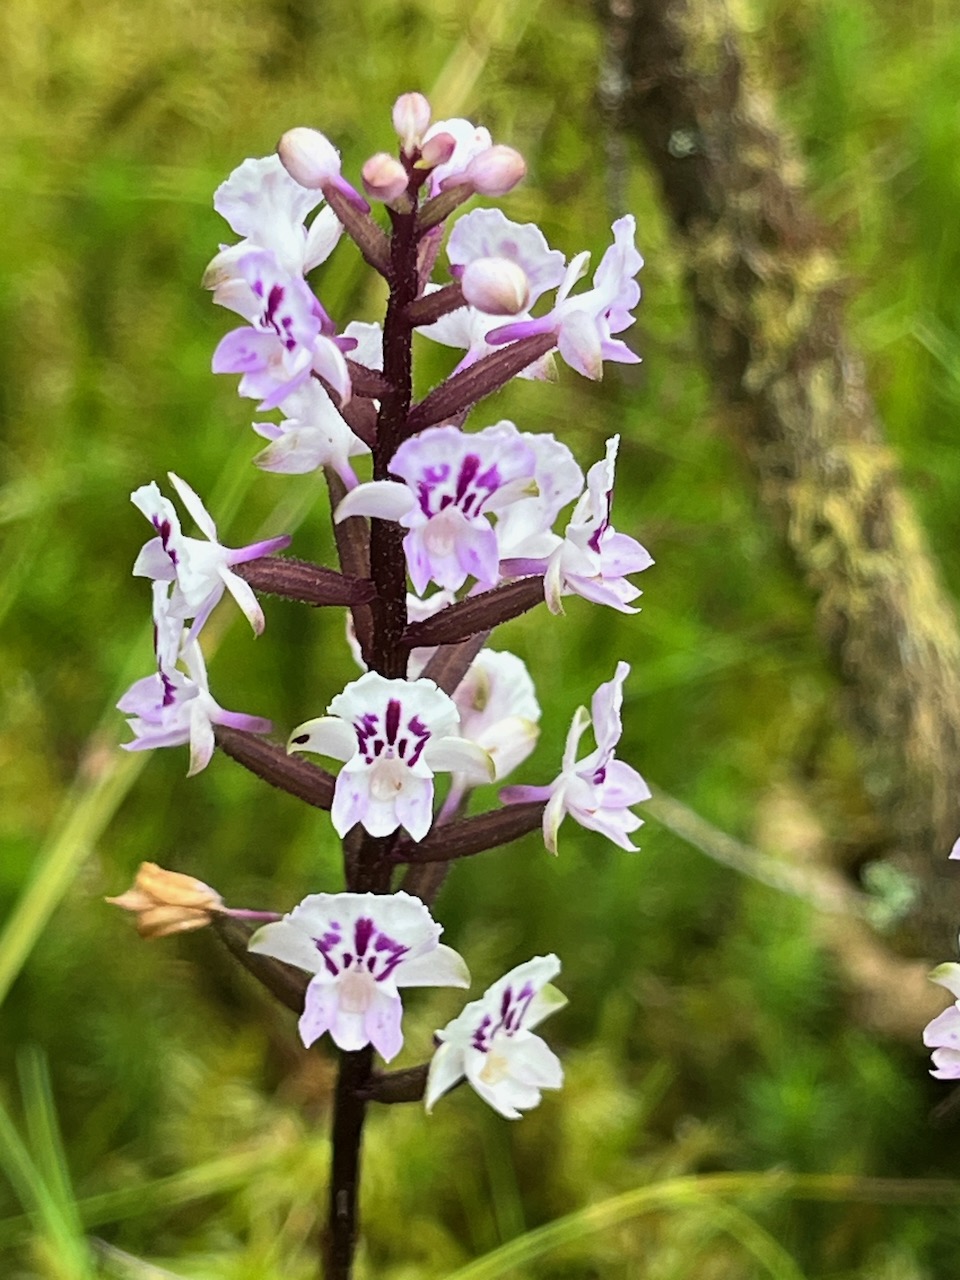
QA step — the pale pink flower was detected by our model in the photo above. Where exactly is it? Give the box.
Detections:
[426,955,565,1119]
[249,891,469,1060]
[287,672,493,840]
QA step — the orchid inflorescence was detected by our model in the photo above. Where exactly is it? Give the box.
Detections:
[111,91,651,1271]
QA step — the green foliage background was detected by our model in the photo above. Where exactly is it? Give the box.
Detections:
[2,0,960,1274]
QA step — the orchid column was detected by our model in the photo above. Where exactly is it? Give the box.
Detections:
[112,92,651,1280]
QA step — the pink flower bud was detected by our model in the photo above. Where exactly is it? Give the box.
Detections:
[462,145,526,196]
[393,92,432,155]
[418,131,457,170]
[277,127,342,189]
[461,257,531,315]
[361,152,410,203]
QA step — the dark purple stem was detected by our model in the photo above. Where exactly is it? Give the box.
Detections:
[403,577,545,648]
[396,801,546,866]
[405,333,557,435]
[234,557,375,608]
[405,281,465,327]
[324,174,424,1280]
[214,726,335,809]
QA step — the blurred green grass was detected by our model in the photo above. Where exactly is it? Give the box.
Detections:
[3,0,960,1274]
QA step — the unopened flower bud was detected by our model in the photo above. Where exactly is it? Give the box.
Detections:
[107,861,224,939]
[393,92,432,155]
[461,145,526,196]
[362,152,410,203]
[418,131,457,171]
[278,127,342,189]
[460,257,531,315]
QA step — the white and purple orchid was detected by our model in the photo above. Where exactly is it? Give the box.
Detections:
[425,954,565,1118]
[446,208,566,304]
[489,215,643,380]
[287,671,493,840]
[418,208,565,379]
[452,649,541,785]
[249,891,470,1060]
[131,473,290,636]
[494,432,584,566]
[208,153,343,283]
[211,247,352,409]
[118,632,271,776]
[252,378,369,484]
[422,119,524,198]
[544,435,653,614]
[335,423,538,595]
[504,661,650,854]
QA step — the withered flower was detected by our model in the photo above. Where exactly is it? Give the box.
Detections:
[106,861,224,939]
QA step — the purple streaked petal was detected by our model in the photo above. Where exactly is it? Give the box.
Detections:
[212,326,278,374]
[330,765,372,838]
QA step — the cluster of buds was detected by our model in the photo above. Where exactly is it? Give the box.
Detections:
[112,90,651,1133]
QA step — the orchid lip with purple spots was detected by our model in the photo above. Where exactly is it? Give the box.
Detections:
[287,671,493,841]
[247,891,470,1060]
[335,422,538,595]
[425,954,566,1119]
